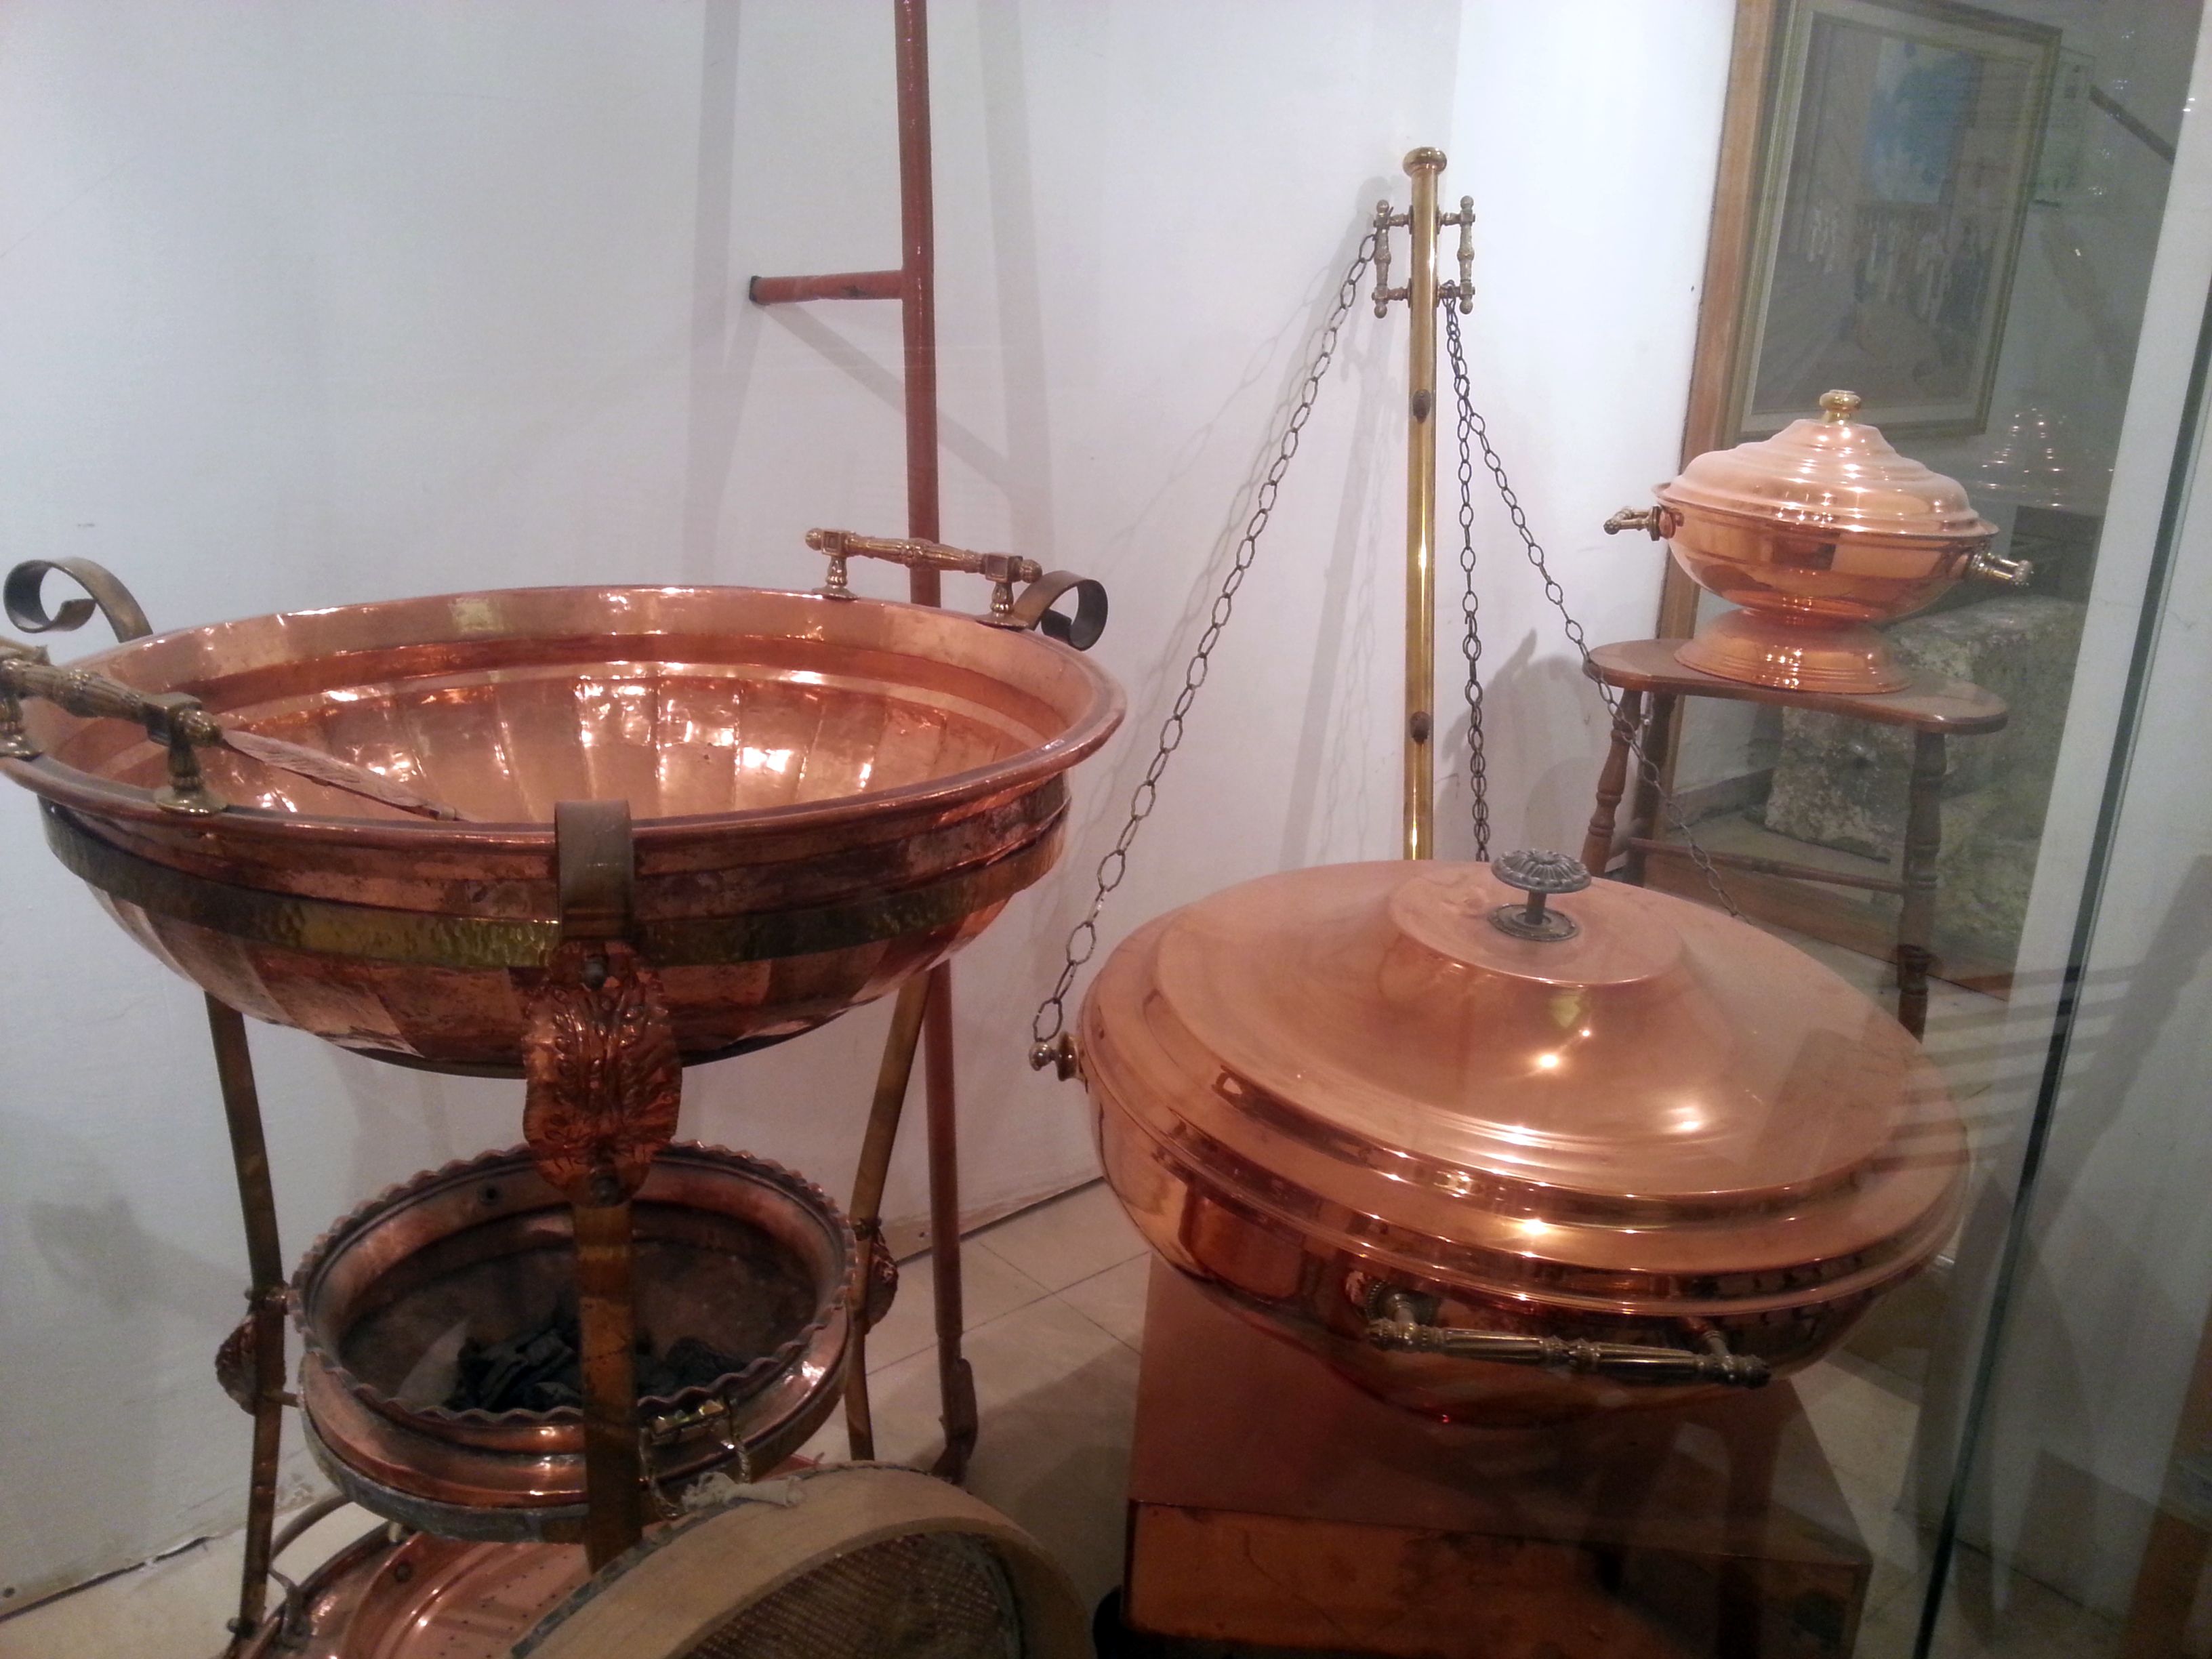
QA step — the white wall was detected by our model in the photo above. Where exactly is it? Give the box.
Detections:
[0,0,1732,1601]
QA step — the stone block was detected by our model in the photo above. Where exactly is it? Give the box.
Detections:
[1761,596,2085,862]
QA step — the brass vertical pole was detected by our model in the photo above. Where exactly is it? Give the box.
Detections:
[1401,148,1446,861]
[842,974,931,1459]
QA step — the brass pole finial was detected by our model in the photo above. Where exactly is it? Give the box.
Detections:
[1404,146,1448,174]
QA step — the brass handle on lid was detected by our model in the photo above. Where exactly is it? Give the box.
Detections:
[1368,1291,1769,1389]
[1490,848,1590,942]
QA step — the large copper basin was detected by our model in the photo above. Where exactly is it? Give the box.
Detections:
[3,586,1122,1065]
[1079,859,1967,1423]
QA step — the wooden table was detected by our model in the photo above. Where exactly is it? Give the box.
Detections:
[1579,639,2008,1037]
[1112,1263,1871,1659]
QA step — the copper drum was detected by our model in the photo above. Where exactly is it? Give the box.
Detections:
[291,1143,855,1541]
[1078,860,1968,1424]
[1619,390,2024,694]
[2,585,1123,1066]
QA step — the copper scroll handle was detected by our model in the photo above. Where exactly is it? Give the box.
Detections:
[1367,1292,1769,1389]
[4,556,153,642]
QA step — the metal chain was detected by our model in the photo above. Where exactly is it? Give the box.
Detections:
[1442,306,1489,861]
[1449,344,1740,916]
[1028,228,1380,1063]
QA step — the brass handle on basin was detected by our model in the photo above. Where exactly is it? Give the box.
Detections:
[0,645,224,814]
[1967,548,2034,588]
[806,528,1111,649]
[1366,1290,1769,1388]
[1603,506,1676,541]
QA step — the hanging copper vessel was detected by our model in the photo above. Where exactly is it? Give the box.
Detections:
[1607,390,2030,694]
[0,583,1122,1067]
[1077,853,1967,1423]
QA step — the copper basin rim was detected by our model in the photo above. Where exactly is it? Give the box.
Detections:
[2,585,1125,1067]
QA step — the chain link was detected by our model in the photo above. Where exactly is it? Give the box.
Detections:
[1028,229,1380,1059]
[1448,342,1740,916]
[1442,306,1489,861]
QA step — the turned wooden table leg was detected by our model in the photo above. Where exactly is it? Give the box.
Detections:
[1895,731,1946,1040]
[1622,692,1677,886]
[1581,689,1643,877]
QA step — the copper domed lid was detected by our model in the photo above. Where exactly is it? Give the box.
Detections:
[1080,854,1965,1313]
[1660,390,1994,544]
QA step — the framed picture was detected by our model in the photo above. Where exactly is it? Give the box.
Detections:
[1727,0,2059,439]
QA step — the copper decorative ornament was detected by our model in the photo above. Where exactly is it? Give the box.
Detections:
[1,583,1123,1066]
[1607,390,2030,693]
[1078,857,1967,1422]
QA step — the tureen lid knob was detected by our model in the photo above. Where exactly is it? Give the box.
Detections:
[1490,849,1590,943]
[1819,388,1862,423]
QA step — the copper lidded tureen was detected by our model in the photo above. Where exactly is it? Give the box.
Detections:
[1607,390,2030,695]
[1077,851,1966,1422]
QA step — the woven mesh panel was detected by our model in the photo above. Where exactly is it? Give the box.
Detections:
[678,1531,1021,1659]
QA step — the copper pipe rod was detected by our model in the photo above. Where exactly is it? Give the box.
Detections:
[748,269,903,305]
[206,997,285,1656]
[573,1199,645,1568]
[843,975,932,1460]
[895,0,941,583]
[1400,148,1445,861]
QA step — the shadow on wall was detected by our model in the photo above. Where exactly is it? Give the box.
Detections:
[1012,186,1399,982]
[1,1111,249,1603]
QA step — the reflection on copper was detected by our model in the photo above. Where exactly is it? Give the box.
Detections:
[1612,390,2026,694]
[1,586,1122,1065]
[1079,859,1967,1422]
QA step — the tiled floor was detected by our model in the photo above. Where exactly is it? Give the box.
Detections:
[0,930,2123,1658]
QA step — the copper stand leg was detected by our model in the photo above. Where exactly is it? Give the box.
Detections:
[574,1199,645,1568]
[1581,689,1643,877]
[844,977,931,1460]
[1621,693,1675,886]
[1895,731,1945,1040]
[922,966,977,1483]
[207,998,287,1658]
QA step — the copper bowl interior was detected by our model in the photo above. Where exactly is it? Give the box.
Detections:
[34,588,1097,827]
[299,1146,848,1427]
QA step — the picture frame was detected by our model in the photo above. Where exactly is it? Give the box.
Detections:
[1731,0,2059,441]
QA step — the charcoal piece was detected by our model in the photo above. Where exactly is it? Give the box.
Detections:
[437,1301,748,1412]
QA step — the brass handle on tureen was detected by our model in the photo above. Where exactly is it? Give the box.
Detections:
[1603,505,1676,540]
[806,528,1109,650]
[1367,1290,1769,1388]
[1966,547,2034,588]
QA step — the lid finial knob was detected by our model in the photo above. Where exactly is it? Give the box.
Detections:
[1818,388,1862,423]
[1490,849,1591,943]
